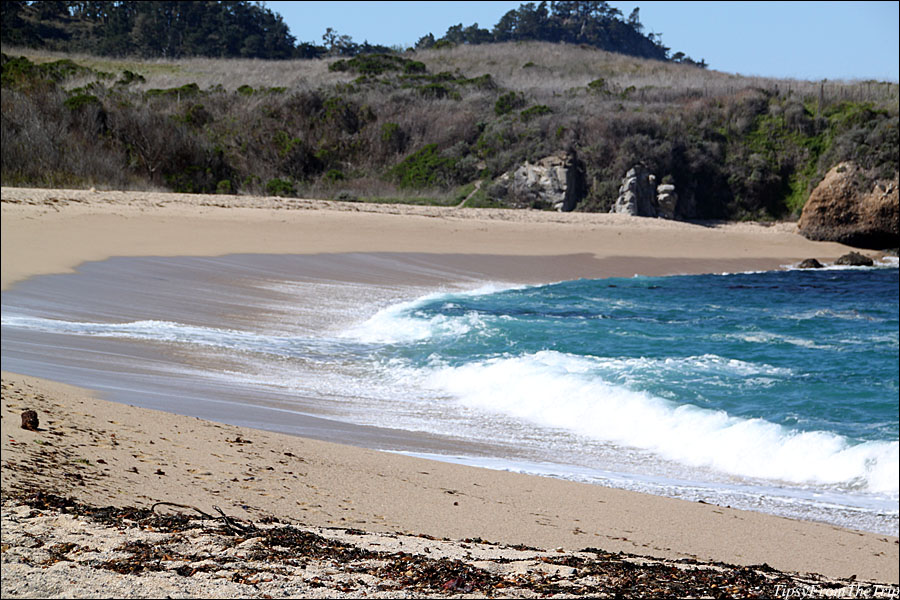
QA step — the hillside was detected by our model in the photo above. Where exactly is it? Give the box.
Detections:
[0,1,683,62]
[1,42,898,226]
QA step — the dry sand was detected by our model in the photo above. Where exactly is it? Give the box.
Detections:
[0,186,861,290]
[2,187,898,596]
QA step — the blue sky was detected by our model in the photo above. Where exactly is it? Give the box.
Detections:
[264,1,900,82]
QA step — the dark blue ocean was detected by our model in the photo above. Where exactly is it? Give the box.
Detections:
[3,257,898,534]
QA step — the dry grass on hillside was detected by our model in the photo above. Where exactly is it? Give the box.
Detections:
[7,42,897,105]
[415,42,898,104]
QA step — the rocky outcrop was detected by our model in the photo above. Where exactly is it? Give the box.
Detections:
[612,165,657,216]
[834,251,875,266]
[798,162,899,250]
[656,184,678,220]
[495,151,586,211]
[610,165,679,219]
[797,258,825,269]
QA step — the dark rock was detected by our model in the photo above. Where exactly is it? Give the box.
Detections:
[798,162,899,249]
[797,258,825,269]
[834,251,874,266]
[21,410,39,431]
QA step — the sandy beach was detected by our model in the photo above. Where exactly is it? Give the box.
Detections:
[2,187,898,596]
[0,186,865,291]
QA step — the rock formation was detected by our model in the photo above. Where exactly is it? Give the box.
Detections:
[495,151,586,211]
[797,258,825,269]
[610,165,679,219]
[656,183,678,220]
[612,165,657,216]
[798,162,899,250]
[834,251,875,266]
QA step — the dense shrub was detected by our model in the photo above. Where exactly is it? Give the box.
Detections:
[388,144,460,188]
[63,92,100,111]
[325,168,345,182]
[117,70,146,86]
[495,91,526,116]
[380,122,408,155]
[266,178,296,196]
[145,82,201,99]
[520,104,552,121]
[1,49,896,221]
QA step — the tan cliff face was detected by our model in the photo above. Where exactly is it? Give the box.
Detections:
[799,161,899,249]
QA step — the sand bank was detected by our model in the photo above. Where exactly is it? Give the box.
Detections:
[0,186,860,291]
[2,187,897,592]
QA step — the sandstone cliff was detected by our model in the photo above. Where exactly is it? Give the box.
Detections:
[798,162,899,250]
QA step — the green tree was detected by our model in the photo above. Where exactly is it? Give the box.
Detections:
[492,9,518,41]
[627,7,643,33]
[415,33,435,49]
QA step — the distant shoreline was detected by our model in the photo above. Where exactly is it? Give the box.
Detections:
[1,186,859,291]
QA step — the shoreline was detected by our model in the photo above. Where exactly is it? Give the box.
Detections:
[4,251,896,538]
[2,187,898,590]
[3,371,898,588]
[1,186,862,291]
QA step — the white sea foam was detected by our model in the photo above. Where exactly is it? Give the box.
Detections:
[594,354,792,377]
[2,315,209,341]
[784,257,900,271]
[0,314,354,360]
[338,283,520,344]
[413,350,899,494]
[789,308,879,322]
[878,255,899,268]
[723,330,833,350]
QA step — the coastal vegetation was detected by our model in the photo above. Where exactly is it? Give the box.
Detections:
[1,1,692,63]
[1,2,897,221]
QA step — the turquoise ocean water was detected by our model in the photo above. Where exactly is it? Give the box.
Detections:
[341,265,899,533]
[2,258,898,534]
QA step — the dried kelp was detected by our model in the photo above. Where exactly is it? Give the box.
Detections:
[3,489,888,599]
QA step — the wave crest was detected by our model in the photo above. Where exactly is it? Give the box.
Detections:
[416,351,898,494]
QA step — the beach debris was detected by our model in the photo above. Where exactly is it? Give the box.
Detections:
[797,258,825,269]
[149,501,257,536]
[20,410,39,431]
[213,505,257,536]
[4,489,890,599]
[834,251,875,266]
